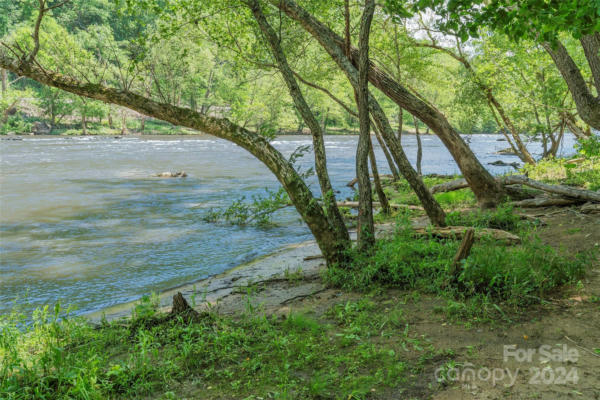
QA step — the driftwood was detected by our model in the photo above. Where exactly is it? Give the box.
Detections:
[430,178,469,194]
[412,226,521,245]
[511,197,582,208]
[430,175,599,207]
[449,228,475,280]
[501,175,600,203]
[346,174,396,187]
[336,201,424,211]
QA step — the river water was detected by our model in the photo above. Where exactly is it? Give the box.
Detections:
[0,134,576,317]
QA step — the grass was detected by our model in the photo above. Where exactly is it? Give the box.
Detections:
[1,296,441,399]
[327,207,593,316]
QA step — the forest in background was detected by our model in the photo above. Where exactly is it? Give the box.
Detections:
[0,0,594,147]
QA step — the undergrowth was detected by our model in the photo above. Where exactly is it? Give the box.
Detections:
[326,209,592,314]
[0,297,439,399]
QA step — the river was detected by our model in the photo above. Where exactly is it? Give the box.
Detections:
[0,133,577,317]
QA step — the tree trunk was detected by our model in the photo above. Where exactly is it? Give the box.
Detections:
[397,106,403,142]
[355,0,376,252]
[502,175,600,203]
[248,0,350,250]
[488,95,535,164]
[1,68,7,94]
[369,137,391,215]
[369,99,446,226]
[562,112,590,139]
[580,33,600,94]
[81,113,87,135]
[271,0,506,208]
[321,107,328,135]
[413,115,423,175]
[121,111,127,135]
[140,117,146,133]
[543,40,600,130]
[449,227,475,281]
[372,122,400,180]
[107,107,114,129]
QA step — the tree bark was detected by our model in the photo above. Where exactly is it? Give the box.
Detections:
[543,40,600,130]
[502,175,600,203]
[270,0,506,208]
[449,227,475,280]
[248,0,350,248]
[369,97,447,226]
[372,122,400,180]
[580,33,600,95]
[81,113,87,135]
[1,68,7,94]
[413,115,423,175]
[0,53,349,266]
[337,201,423,211]
[355,0,376,252]
[412,226,521,245]
[369,137,391,215]
[121,111,127,135]
[562,112,590,139]
[397,106,403,142]
[511,197,581,208]
[107,106,114,129]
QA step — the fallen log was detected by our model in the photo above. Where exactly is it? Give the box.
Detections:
[581,202,600,214]
[511,196,582,208]
[502,175,600,203]
[336,201,424,211]
[430,178,469,194]
[412,226,521,245]
[346,174,396,187]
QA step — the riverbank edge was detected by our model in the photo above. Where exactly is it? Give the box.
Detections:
[84,239,326,324]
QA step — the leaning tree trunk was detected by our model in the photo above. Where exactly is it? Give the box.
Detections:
[543,40,600,130]
[580,33,600,95]
[373,122,400,180]
[248,0,350,249]
[271,0,505,208]
[369,136,391,215]
[413,115,423,175]
[355,0,376,252]
[0,53,349,266]
[397,106,403,142]
[272,0,445,225]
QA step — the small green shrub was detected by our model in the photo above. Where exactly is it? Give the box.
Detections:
[575,135,600,158]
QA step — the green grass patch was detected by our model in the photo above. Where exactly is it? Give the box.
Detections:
[1,297,439,399]
[384,175,476,210]
[326,215,592,313]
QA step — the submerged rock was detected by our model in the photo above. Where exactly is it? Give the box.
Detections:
[495,147,518,156]
[488,160,520,169]
[156,171,188,178]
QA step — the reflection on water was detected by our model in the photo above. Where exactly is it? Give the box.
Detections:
[0,134,576,316]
